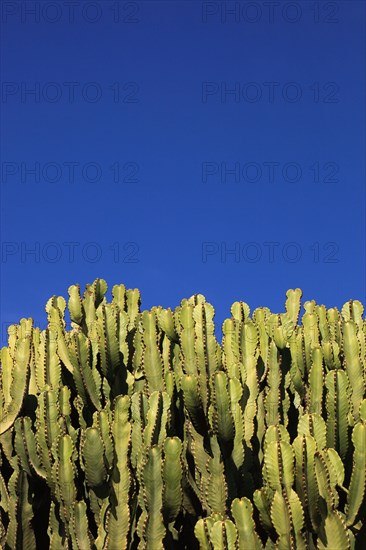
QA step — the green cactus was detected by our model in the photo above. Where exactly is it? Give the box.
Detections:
[104,395,132,549]
[346,416,366,527]
[325,368,350,459]
[6,460,36,549]
[0,336,31,435]
[1,281,366,548]
[231,497,264,549]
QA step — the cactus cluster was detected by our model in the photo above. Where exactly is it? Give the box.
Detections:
[1,279,366,548]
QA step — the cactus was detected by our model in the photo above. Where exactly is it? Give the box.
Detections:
[1,279,366,548]
[346,415,366,526]
[0,336,31,435]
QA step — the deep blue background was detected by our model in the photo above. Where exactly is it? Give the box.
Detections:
[1,0,365,342]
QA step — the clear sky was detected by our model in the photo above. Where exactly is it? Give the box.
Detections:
[0,0,365,343]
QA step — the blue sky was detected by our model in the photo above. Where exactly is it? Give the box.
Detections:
[0,0,365,342]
